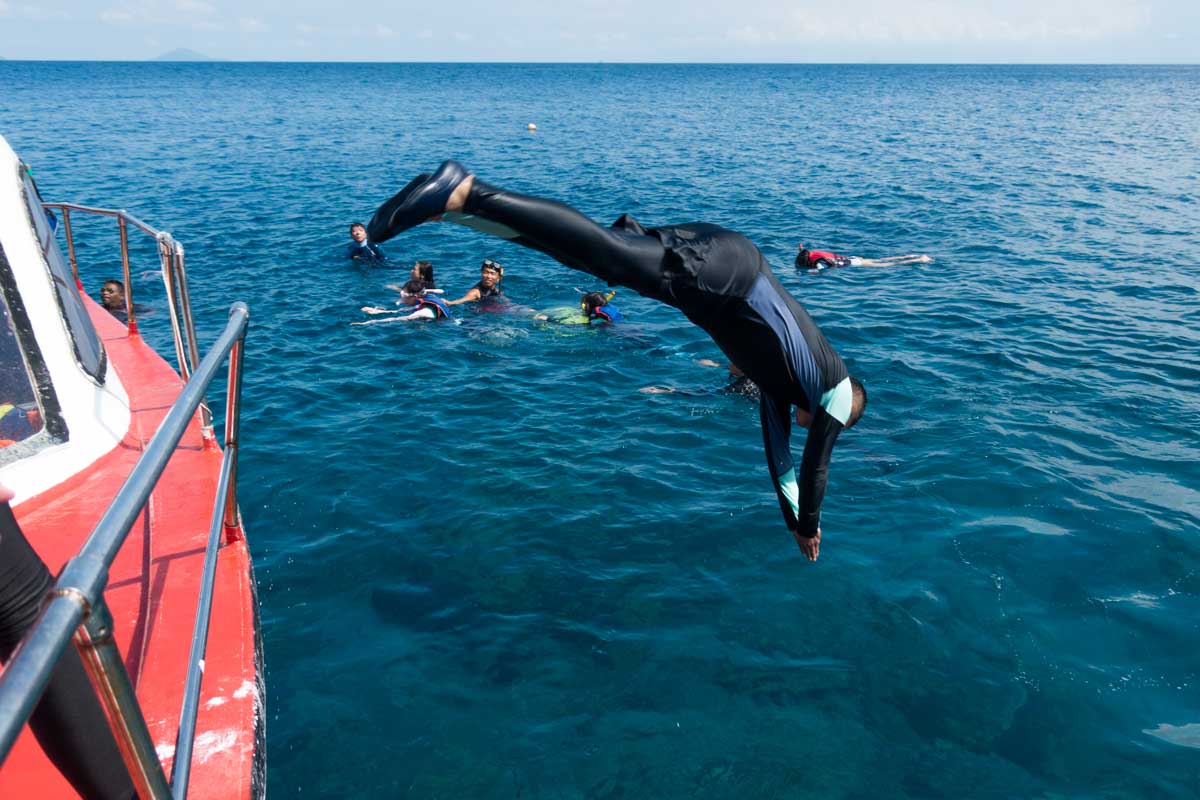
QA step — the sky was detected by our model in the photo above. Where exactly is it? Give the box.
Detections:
[0,0,1197,62]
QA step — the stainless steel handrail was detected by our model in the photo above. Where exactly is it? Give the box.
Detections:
[0,303,250,799]
[41,203,206,401]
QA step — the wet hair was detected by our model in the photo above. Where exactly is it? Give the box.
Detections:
[402,278,427,296]
[412,261,435,287]
[581,291,608,316]
[350,222,366,233]
[794,246,810,270]
[847,376,868,428]
[480,259,503,278]
[101,279,124,292]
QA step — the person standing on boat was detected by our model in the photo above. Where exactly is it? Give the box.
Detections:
[346,222,387,263]
[366,161,868,562]
[0,483,135,799]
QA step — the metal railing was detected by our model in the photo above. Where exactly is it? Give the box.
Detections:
[41,203,212,437]
[0,303,250,799]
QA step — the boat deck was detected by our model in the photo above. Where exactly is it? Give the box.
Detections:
[0,299,262,798]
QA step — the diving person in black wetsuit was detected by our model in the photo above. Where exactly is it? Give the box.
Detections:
[367,162,867,561]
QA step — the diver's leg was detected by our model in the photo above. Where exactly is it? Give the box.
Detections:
[369,164,669,296]
[458,179,669,295]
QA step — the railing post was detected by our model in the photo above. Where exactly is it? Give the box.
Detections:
[74,598,172,799]
[222,304,247,541]
[157,234,192,382]
[61,206,81,290]
[117,214,138,336]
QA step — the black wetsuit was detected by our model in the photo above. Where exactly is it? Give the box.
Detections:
[454,182,855,537]
[471,280,505,304]
[0,503,135,799]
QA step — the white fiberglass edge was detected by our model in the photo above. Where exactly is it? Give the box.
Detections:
[0,135,131,505]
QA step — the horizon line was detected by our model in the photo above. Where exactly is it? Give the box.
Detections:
[2,58,1199,66]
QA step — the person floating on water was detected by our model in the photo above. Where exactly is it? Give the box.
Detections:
[447,258,506,306]
[346,222,387,263]
[367,161,868,561]
[534,289,622,325]
[582,290,622,323]
[384,260,437,298]
[795,244,931,272]
[355,278,451,325]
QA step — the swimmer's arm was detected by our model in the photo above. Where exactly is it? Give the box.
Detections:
[351,307,434,325]
[446,287,481,306]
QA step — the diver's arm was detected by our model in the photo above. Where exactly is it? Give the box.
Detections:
[446,287,481,306]
[796,406,844,539]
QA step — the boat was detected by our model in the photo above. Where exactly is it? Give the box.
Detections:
[0,133,264,798]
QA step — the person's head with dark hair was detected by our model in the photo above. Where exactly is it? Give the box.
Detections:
[847,376,867,429]
[350,223,368,243]
[479,259,503,286]
[411,261,435,286]
[99,280,125,311]
[580,291,608,318]
[794,244,810,270]
[399,278,428,305]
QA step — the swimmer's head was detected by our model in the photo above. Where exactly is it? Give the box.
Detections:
[411,260,434,284]
[400,278,427,303]
[794,245,808,270]
[350,223,368,243]
[847,377,868,429]
[580,291,612,317]
[480,259,503,286]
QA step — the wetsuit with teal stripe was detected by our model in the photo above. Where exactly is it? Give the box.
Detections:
[449,181,853,537]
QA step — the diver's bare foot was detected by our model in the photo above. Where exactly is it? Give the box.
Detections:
[919,255,933,263]
[446,175,474,213]
[793,528,821,561]
[639,386,676,394]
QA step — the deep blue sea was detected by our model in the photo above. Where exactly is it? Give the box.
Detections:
[2,62,1199,798]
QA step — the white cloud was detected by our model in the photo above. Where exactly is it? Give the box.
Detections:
[785,0,1151,44]
[238,16,265,33]
[375,24,394,38]
[99,7,136,24]
[175,0,215,14]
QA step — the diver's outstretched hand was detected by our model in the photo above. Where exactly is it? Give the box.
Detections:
[793,527,821,561]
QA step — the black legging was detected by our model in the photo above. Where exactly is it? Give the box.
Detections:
[467,180,680,299]
[0,503,135,800]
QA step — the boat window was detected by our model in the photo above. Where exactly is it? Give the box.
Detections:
[20,166,106,383]
[0,286,48,452]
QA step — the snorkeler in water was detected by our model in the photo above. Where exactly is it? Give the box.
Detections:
[795,244,932,271]
[367,160,869,561]
[355,278,451,325]
[447,259,506,306]
[581,290,622,323]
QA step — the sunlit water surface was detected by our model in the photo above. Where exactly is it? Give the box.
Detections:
[2,62,1198,798]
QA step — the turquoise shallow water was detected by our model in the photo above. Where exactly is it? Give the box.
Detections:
[2,62,1199,798]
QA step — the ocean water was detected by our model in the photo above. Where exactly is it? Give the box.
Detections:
[2,62,1198,798]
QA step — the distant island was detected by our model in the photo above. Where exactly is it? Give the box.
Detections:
[153,48,215,62]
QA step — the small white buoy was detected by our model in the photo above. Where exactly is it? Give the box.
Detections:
[527,123,537,131]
